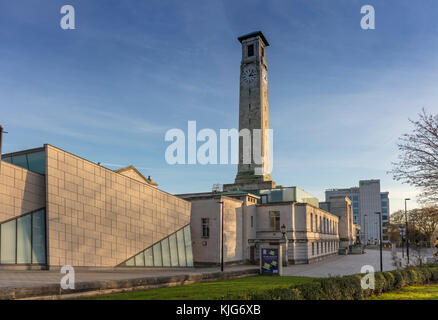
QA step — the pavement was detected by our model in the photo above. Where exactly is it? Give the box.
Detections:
[283,248,400,277]
[0,265,258,290]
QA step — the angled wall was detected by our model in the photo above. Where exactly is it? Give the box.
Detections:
[0,161,45,223]
[45,145,191,267]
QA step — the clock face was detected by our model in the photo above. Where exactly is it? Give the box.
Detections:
[242,65,257,84]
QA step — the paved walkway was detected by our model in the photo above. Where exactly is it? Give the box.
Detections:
[283,249,399,277]
[0,265,257,290]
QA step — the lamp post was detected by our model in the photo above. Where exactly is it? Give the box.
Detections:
[405,198,410,265]
[217,200,224,272]
[375,212,383,272]
[280,224,288,266]
[400,227,404,258]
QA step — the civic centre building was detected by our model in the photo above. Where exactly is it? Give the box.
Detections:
[178,31,358,266]
[0,31,359,269]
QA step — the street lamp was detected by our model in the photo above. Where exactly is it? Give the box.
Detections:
[217,201,224,272]
[280,224,288,266]
[375,212,383,272]
[405,198,410,265]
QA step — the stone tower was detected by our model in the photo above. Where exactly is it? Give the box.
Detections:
[224,31,276,192]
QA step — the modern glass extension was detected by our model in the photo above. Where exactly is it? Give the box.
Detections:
[0,209,46,265]
[2,148,46,174]
[122,225,194,267]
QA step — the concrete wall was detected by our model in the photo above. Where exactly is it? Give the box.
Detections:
[0,161,45,223]
[45,145,191,267]
[189,196,244,265]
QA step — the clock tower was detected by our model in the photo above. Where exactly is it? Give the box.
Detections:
[224,31,276,192]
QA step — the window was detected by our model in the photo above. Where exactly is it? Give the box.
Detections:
[270,211,280,231]
[247,44,254,57]
[251,216,254,228]
[353,202,359,208]
[261,47,265,57]
[201,218,210,238]
[381,201,388,208]
[310,213,313,231]
[353,195,359,201]
[123,225,193,268]
[312,243,314,256]
[3,150,46,174]
[0,208,46,265]
[381,194,388,199]
[382,208,388,214]
[317,243,319,254]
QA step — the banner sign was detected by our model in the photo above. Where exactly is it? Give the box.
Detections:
[261,248,279,275]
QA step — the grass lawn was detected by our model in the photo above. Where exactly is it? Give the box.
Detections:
[370,283,438,300]
[87,275,316,300]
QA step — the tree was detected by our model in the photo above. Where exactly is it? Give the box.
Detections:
[409,206,438,245]
[390,109,438,203]
[389,206,438,247]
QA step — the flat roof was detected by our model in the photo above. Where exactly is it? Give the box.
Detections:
[238,31,269,46]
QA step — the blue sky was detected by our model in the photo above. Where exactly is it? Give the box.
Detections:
[1,0,438,212]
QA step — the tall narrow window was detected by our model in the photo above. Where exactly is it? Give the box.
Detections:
[202,218,210,238]
[251,216,254,228]
[310,213,313,231]
[261,47,265,57]
[269,211,280,232]
[247,44,254,57]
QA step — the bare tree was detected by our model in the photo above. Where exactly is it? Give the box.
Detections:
[390,207,438,247]
[409,206,438,246]
[390,109,438,203]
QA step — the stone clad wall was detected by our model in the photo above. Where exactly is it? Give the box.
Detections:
[45,145,191,267]
[0,161,45,223]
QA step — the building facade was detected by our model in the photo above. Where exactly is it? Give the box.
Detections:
[325,180,390,244]
[178,191,340,266]
[0,144,193,268]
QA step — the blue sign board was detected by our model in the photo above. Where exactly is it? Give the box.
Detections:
[261,248,279,275]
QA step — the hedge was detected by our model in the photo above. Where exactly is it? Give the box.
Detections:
[226,264,438,300]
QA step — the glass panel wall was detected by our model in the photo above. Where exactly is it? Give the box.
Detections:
[161,238,171,267]
[177,229,186,267]
[3,150,46,174]
[122,225,193,268]
[1,220,17,264]
[152,243,162,267]
[0,209,46,265]
[169,234,179,267]
[32,210,46,264]
[17,215,32,264]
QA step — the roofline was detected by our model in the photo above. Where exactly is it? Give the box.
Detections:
[238,31,269,46]
[2,146,45,158]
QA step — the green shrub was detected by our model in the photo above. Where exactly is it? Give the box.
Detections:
[389,270,405,289]
[430,269,438,281]
[243,287,303,300]
[337,275,363,300]
[319,278,343,300]
[295,281,326,300]
[230,265,438,300]
[374,272,387,294]
[382,272,396,290]
[407,269,419,285]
